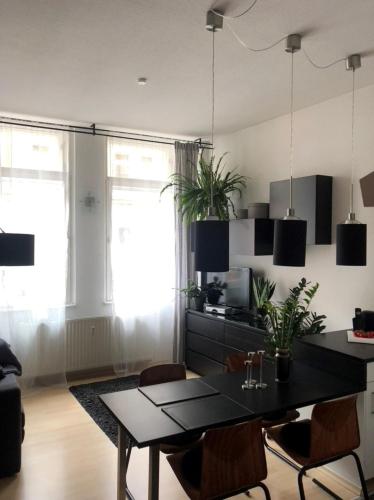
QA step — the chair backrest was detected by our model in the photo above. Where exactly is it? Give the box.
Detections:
[225,352,260,373]
[139,363,186,387]
[310,395,360,462]
[200,419,267,498]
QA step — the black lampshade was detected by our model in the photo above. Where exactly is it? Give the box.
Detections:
[195,220,229,272]
[190,222,196,252]
[0,233,34,266]
[273,219,307,267]
[336,223,366,266]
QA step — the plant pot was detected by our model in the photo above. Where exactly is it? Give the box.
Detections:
[275,348,290,383]
[191,296,205,312]
[253,313,266,330]
[206,289,221,305]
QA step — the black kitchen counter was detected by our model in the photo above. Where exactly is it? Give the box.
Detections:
[299,330,374,363]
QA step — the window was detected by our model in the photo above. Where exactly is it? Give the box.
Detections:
[0,125,73,308]
[106,139,175,305]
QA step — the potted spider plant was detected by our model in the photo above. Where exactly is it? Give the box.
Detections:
[160,153,247,222]
[264,278,326,383]
[179,281,206,312]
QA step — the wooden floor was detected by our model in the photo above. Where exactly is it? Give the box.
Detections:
[0,374,361,500]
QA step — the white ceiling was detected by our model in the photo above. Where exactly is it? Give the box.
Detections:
[1,0,374,137]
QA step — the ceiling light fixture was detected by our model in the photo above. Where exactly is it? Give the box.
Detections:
[195,11,229,273]
[273,34,307,267]
[137,77,148,86]
[336,54,367,266]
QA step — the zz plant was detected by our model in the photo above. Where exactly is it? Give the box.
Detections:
[264,278,326,355]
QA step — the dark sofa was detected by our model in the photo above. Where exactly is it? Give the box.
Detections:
[0,340,24,478]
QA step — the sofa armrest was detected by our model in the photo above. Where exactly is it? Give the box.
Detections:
[0,373,22,476]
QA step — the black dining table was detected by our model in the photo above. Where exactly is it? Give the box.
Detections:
[99,359,364,500]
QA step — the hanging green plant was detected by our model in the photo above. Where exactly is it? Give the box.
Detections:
[160,153,247,223]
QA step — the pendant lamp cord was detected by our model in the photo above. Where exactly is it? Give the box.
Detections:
[350,67,356,214]
[210,28,215,208]
[289,50,295,210]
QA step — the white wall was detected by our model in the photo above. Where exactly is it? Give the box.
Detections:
[215,83,374,332]
[66,133,112,320]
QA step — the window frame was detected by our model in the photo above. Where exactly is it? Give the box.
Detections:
[105,138,173,303]
[0,127,75,307]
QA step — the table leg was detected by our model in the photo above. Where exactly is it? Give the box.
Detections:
[148,444,160,500]
[117,426,128,500]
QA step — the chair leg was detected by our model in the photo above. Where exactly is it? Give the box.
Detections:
[126,441,133,469]
[297,467,307,500]
[350,452,369,500]
[263,432,300,472]
[257,482,271,500]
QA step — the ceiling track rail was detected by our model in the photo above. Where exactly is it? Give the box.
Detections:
[0,116,212,149]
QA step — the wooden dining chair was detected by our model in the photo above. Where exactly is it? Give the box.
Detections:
[266,395,369,500]
[225,352,300,428]
[139,363,186,388]
[167,419,271,500]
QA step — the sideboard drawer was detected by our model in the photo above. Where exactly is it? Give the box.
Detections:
[187,332,224,363]
[187,313,224,343]
[225,324,265,352]
[186,350,225,376]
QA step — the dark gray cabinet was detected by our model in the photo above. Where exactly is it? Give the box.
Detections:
[185,310,266,375]
[270,175,333,245]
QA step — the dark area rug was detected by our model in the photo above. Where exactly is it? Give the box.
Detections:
[69,375,139,446]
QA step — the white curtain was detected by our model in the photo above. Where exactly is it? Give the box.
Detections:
[0,125,69,389]
[174,142,199,362]
[108,138,176,375]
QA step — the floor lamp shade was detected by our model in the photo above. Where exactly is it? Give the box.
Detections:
[0,233,35,266]
[273,219,307,266]
[195,220,229,272]
[336,223,366,266]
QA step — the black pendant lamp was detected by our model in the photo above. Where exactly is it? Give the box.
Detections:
[336,54,367,266]
[0,232,34,266]
[195,11,229,273]
[273,35,307,267]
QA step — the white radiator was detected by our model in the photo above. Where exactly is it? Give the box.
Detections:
[65,316,112,372]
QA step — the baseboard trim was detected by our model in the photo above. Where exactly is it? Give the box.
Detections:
[315,465,362,497]
[66,365,115,382]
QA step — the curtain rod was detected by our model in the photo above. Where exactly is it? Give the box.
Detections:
[0,116,212,149]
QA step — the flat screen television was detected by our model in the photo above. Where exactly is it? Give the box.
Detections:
[201,267,252,309]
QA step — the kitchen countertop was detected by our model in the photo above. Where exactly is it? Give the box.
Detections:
[299,330,374,363]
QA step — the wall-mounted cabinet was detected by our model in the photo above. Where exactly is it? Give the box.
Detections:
[229,218,274,256]
[270,175,333,245]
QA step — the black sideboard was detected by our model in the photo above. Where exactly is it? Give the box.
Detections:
[185,310,266,375]
[185,310,367,389]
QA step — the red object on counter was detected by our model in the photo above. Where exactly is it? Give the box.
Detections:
[353,330,374,339]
